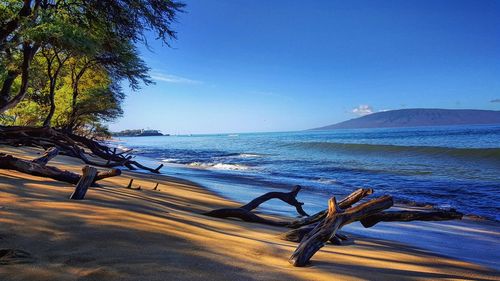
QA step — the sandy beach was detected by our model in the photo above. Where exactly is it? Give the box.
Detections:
[0,146,498,281]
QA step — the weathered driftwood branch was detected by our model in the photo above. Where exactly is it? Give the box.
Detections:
[279,208,463,244]
[288,188,373,229]
[69,166,97,200]
[129,161,163,174]
[32,147,59,165]
[207,208,289,226]
[94,168,121,181]
[240,185,308,216]
[204,185,307,226]
[0,153,120,185]
[289,195,393,267]
[200,183,465,266]
[360,209,464,228]
[281,208,464,244]
[279,224,316,242]
[280,188,374,242]
[1,153,81,184]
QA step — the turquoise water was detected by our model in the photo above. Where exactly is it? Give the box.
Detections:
[116,125,500,221]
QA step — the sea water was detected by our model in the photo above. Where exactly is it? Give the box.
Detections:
[115,124,500,221]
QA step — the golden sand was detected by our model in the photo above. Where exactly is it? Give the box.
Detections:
[0,146,497,280]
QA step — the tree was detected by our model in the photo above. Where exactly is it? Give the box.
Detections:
[0,0,185,115]
[40,46,68,126]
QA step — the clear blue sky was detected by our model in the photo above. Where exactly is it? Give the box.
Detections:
[110,0,500,134]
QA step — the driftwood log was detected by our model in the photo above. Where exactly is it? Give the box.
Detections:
[289,196,393,266]
[69,166,97,200]
[204,185,308,226]
[0,153,120,185]
[287,188,373,229]
[280,194,464,244]
[94,168,121,181]
[205,186,464,267]
[360,209,464,228]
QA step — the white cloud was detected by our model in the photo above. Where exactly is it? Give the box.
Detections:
[151,72,202,84]
[352,105,374,116]
[491,99,500,103]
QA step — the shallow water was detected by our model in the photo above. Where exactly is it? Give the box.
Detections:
[116,124,500,221]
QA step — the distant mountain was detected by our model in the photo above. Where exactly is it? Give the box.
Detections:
[312,109,500,130]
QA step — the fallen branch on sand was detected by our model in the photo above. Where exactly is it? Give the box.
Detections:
[204,185,308,226]
[359,209,464,228]
[0,150,120,185]
[203,186,464,267]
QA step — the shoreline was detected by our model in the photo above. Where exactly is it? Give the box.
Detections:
[112,130,500,223]
[113,150,500,271]
[1,146,499,280]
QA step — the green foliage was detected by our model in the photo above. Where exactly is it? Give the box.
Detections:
[0,0,184,137]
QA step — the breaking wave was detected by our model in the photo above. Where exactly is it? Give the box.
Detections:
[187,162,250,171]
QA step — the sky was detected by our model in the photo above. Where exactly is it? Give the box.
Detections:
[109,0,500,134]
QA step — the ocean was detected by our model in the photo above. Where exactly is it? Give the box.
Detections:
[115,124,500,222]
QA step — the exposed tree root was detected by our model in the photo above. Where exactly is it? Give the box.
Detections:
[0,126,162,173]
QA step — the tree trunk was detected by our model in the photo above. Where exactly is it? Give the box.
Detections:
[42,79,56,127]
[0,70,19,108]
[42,50,67,127]
[0,43,40,113]
[65,72,82,133]
[0,0,33,46]
[69,166,97,200]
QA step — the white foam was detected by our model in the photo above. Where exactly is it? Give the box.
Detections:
[212,163,249,170]
[314,178,338,185]
[237,153,263,158]
[161,158,179,163]
[188,162,250,171]
[117,144,130,151]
